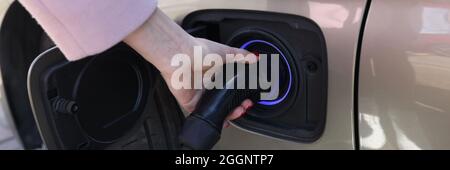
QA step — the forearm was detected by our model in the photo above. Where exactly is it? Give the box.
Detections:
[19,0,157,61]
[124,8,196,75]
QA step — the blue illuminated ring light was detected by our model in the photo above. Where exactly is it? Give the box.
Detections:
[240,40,293,106]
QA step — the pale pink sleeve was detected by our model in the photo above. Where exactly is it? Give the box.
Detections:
[19,0,157,61]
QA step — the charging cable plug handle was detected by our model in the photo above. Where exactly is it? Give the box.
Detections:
[179,76,259,150]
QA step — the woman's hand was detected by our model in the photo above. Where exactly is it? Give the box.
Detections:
[125,8,257,127]
[162,37,257,128]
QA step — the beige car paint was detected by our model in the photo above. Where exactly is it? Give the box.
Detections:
[0,0,13,27]
[3,0,447,150]
[159,0,368,149]
[359,0,450,150]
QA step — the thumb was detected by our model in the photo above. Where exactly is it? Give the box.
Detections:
[198,38,258,65]
[223,47,259,65]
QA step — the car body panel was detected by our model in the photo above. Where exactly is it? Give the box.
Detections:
[5,0,448,150]
[160,0,368,149]
[0,0,24,150]
[0,0,13,24]
[359,0,450,150]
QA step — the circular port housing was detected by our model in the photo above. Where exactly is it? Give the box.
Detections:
[240,40,293,106]
[227,29,300,118]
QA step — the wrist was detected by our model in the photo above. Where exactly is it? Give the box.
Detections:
[124,8,197,75]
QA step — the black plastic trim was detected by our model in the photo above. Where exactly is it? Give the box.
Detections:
[28,44,185,150]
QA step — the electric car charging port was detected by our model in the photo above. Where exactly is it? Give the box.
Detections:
[228,29,297,118]
[183,9,328,142]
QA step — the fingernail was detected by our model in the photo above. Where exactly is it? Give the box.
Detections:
[250,51,260,60]
[224,122,230,128]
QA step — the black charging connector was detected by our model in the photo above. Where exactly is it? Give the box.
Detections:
[179,75,260,150]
